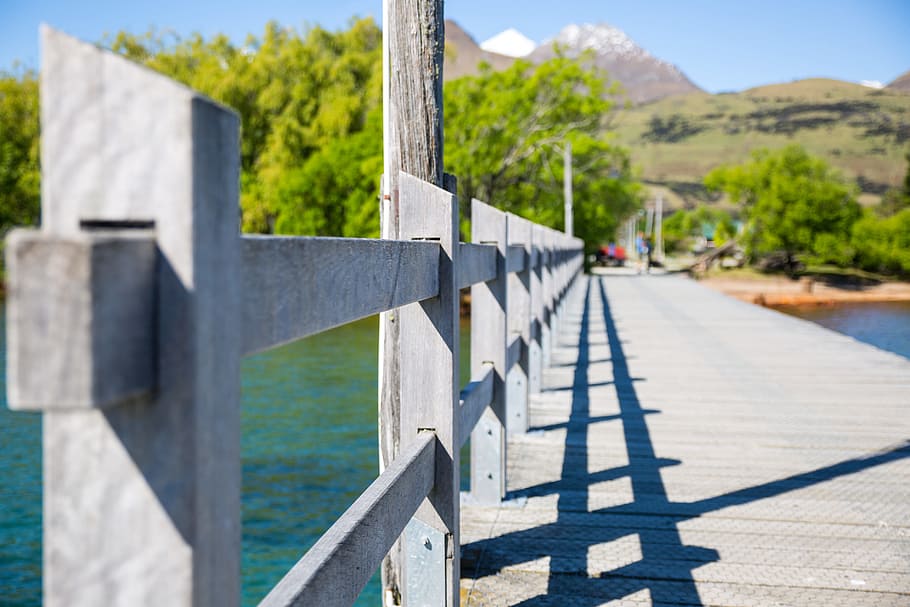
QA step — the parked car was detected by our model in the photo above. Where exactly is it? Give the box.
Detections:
[595,243,626,267]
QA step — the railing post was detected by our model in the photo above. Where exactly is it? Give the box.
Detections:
[529,225,544,395]
[541,230,554,368]
[558,239,569,331]
[397,173,460,606]
[12,28,242,606]
[552,238,562,339]
[506,214,532,434]
[470,201,508,503]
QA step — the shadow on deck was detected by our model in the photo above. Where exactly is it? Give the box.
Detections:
[462,277,910,605]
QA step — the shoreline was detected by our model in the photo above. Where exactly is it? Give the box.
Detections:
[695,274,910,307]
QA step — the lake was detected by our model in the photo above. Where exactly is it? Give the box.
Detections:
[775,301,910,360]
[1,299,908,605]
[0,314,470,607]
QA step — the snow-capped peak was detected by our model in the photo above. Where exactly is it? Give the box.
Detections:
[480,28,537,58]
[544,23,648,59]
[860,80,884,89]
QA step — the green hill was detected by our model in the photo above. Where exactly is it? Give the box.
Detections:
[613,78,910,207]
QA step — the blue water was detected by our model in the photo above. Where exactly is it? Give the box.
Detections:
[0,314,470,606]
[2,301,906,604]
[776,301,910,360]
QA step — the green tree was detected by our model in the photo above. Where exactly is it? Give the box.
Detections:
[852,208,910,275]
[0,71,40,230]
[109,19,382,233]
[662,206,737,253]
[444,56,641,250]
[705,145,861,270]
[273,108,382,237]
[876,149,910,217]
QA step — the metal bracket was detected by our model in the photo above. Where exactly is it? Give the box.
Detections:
[404,517,446,606]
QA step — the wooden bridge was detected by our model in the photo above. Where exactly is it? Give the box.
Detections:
[7,24,910,607]
[460,273,910,606]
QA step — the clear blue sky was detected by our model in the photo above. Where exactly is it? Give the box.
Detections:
[2,0,909,92]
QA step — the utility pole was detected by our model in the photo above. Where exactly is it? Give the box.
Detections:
[380,1,445,605]
[655,194,664,261]
[563,141,573,236]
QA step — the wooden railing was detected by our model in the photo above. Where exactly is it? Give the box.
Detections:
[5,28,583,607]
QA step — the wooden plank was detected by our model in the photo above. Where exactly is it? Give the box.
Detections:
[458,365,494,448]
[381,4,444,601]
[506,336,522,373]
[260,432,436,607]
[470,199,508,504]
[506,244,526,274]
[458,242,497,289]
[241,236,439,356]
[461,274,910,606]
[397,172,460,606]
[37,27,242,607]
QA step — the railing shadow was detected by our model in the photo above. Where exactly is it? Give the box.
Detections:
[461,275,910,605]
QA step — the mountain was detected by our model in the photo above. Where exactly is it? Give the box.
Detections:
[529,23,701,103]
[612,78,910,207]
[887,69,910,93]
[480,28,536,58]
[444,20,516,81]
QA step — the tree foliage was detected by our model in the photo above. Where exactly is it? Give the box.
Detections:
[109,19,383,234]
[0,70,40,230]
[876,150,910,218]
[851,208,910,275]
[0,21,645,257]
[705,145,861,268]
[444,56,641,250]
[662,206,737,253]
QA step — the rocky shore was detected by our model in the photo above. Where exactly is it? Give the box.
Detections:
[696,274,910,306]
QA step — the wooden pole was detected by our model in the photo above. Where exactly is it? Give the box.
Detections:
[379,2,445,604]
[656,194,664,261]
[35,27,242,606]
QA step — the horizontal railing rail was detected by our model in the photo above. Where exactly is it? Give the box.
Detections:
[458,364,495,448]
[506,244,526,273]
[242,236,441,355]
[457,242,497,290]
[260,432,437,607]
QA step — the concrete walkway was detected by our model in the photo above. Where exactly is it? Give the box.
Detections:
[460,274,910,606]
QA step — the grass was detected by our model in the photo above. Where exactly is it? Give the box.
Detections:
[613,79,910,206]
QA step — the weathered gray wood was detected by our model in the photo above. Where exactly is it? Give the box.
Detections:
[470,199,508,505]
[380,6,445,603]
[506,244,526,274]
[458,242,497,290]
[540,231,554,369]
[458,365,494,448]
[397,172,460,607]
[241,237,439,355]
[260,431,436,607]
[529,226,544,396]
[37,27,242,606]
[386,1,445,193]
[506,336,523,373]
[506,215,532,434]
[6,229,156,410]
[461,274,910,606]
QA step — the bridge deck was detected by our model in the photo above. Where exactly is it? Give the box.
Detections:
[460,274,910,606]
